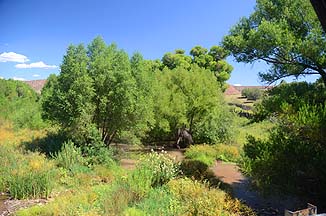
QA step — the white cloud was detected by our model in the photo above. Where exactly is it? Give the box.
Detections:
[0,76,4,79]
[32,74,40,77]
[234,84,242,86]
[15,61,58,69]
[0,52,29,63]
[13,77,26,81]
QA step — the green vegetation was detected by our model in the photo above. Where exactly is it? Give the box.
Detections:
[241,88,263,100]
[184,144,240,166]
[242,82,326,199]
[0,79,45,129]
[162,45,233,90]
[4,0,326,211]
[42,37,234,146]
[0,145,54,199]
[223,0,326,85]
[0,36,252,215]
[16,152,252,216]
[222,0,326,206]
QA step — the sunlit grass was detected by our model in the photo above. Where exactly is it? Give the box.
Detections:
[0,119,47,147]
[233,117,273,146]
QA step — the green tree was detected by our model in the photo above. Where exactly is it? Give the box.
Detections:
[223,0,326,85]
[151,65,233,143]
[0,79,44,129]
[42,37,146,145]
[161,45,233,89]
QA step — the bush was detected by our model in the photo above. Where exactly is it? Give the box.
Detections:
[167,178,230,215]
[0,79,46,130]
[53,140,86,170]
[215,144,240,162]
[135,151,179,187]
[83,142,115,167]
[193,107,235,144]
[184,144,217,166]
[243,103,326,198]
[241,88,263,100]
[252,82,326,122]
[180,159,210,180]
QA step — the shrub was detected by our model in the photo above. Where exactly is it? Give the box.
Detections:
[135,151,179,187]
[180,159,209,179]
[0,79,46,130]
[83,142,115,167]
[53,140,86,170]
[167,178,229,215]
[241,88,263,100]
[243,103,326,198]
[215,144,240,162]
[184,144,217,166]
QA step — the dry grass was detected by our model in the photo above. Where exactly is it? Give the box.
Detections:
[0,120,47,147]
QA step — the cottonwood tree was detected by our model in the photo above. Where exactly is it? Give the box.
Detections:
[161,45,233,89]
[223,0,326,85]
[42,37,149,145]
[151,65,233,143]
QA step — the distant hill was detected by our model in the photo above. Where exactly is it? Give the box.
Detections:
[24,79,47,93]
[225,85,272,95]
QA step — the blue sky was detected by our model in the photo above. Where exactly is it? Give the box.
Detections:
[0,0,290,85]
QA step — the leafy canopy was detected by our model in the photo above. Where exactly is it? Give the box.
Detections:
[42,37,153,145]
[161,45,233,90]
[223,0,326,84]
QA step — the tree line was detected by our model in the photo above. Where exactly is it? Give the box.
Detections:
[41,37,234,146]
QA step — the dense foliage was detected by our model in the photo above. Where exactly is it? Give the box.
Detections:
[253,81,326,121]
[151,65,234,143]
[42,37,234,146]
[243,82,326,200]
[223,0,326,85]
[0,79,45,129]
[162,45,233,90]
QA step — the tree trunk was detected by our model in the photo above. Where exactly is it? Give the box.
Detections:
[107,130,117,146]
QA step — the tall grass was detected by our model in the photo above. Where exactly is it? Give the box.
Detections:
[0,146,55,199]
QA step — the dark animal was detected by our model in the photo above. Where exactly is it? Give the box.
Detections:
[175,126,194,149]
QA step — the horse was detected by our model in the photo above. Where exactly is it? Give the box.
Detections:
[175,126,194,149]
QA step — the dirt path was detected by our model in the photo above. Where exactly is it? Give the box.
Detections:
[118,145,307,215]
[211,161,306,216]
